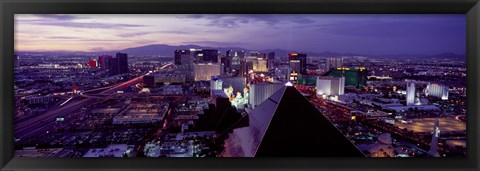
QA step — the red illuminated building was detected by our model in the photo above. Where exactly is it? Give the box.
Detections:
[98,55,112,68]
[87,59,97,68]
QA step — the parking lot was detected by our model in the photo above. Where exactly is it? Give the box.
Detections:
[395,117,466,133]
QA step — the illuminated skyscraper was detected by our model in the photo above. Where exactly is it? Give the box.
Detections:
[289,60,301,74]
[226,50,246,72]
[406,81,415,105]
[289,53,307,74]
[174,49,197,82]
[176,49,221,81]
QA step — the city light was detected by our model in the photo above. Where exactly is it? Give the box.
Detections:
[12,14,466,158]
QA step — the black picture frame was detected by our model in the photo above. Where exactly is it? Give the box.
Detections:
[1,0,479,171]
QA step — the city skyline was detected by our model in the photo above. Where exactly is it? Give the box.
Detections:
[15,14,466,56]
[13,14,467,158]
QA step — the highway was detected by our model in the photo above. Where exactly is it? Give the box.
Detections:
[15,63,173,141]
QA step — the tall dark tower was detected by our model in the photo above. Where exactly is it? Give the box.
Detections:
[117,53,129,74]
[267,52,275,69]
[227,50,246,74]
[108,53,129,76]
[197,49,219,63]
[108,56,119,76]
[174,49,195,82]
[221,55,232,73]
[289,53,307,75]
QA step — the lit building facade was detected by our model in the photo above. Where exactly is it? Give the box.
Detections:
[289,71,299,84]
[324,67,367,88]
[406,81,415,105]
[226,50,246,72]
[275,65,291,81]
[316,76,345,95]
[289,53,307,74]
[425,83,449,100]
[223,85,249,110]
[252,58,268,72]
[194,63,223,81]
[174,49,196,82]
[210,76,223,91]
[289,60,301,75]
[248,82,284,109]
[87,59,97,68]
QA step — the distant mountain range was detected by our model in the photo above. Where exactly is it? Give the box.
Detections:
[16,44,465,60]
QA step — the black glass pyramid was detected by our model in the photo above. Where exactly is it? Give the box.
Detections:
[222,86,364,157]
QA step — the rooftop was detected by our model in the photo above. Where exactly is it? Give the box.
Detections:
[222,86,364,157]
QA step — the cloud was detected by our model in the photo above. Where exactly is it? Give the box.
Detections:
[34,14,87,21]
[33,21,146,29]
[183,14,315,28]
[17,15,148,29]
[19,38,130,43]
[116,30,192,37]
[315,19,465,38]
[47,36,82,39]
[292,17,315,24]
[159,30,190,34]
[117,32,155,37]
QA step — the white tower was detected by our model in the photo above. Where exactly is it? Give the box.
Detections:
[406,81,415,106]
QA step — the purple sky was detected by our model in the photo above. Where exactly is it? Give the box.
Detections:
[15,14,466,55]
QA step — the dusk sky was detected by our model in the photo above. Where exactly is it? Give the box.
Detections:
[15,14,466,55]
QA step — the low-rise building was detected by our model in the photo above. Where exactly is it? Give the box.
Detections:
[113,103,169,125]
